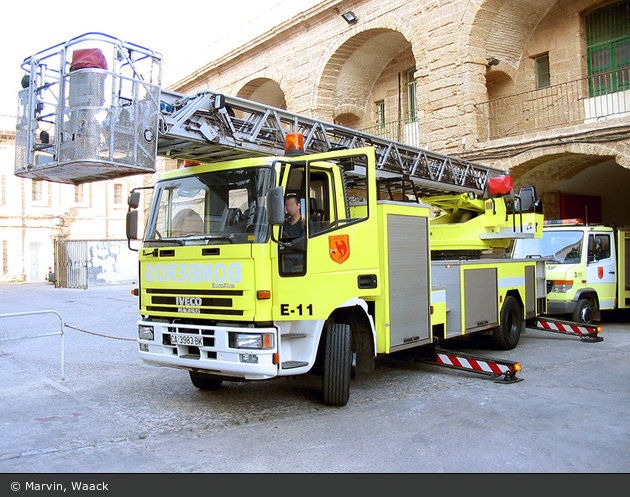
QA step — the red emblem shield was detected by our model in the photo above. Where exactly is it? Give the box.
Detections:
[329,235,350,264]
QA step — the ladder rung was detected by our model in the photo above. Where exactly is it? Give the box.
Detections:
[158,89,503,197]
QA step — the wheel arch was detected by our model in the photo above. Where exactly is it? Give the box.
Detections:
[504,288,524,312]
[573,289,601,320]
[328,298,377,357]
[574,288,600,307]
[312,298,377,376]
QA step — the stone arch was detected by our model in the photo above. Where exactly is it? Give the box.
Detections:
[503,142,630,172]
[500,143,630,224]
[312,15,423,123]
[236,77,287,110]
[459,0,617,139]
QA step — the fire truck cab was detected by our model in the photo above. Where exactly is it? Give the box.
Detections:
[513,220,630,323]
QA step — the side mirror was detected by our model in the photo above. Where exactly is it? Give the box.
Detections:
[128,191,140,209]
[266,186,285,225]
[126,210,138,241]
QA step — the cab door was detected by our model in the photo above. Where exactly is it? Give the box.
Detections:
[618,229,630,309]
[272,148,379,322]
[586,232,616,309]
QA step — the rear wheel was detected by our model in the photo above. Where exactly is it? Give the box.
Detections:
[322,323,352,406]
[492,296,523,350]
[189,371,223,390]
[573,299,596,324]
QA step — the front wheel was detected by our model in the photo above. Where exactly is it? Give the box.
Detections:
[573,299,596,324]
[492,296,524,350]
[322,323,352,406]
[189,371,223,390]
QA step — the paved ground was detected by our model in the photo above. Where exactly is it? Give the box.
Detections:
[0,281,629,474]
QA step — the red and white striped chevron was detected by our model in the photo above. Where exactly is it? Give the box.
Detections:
[436,353,512,374]
[537,319,597,336]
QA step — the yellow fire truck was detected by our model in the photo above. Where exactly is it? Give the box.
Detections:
[514,220,630,323]
[17,33,597,406]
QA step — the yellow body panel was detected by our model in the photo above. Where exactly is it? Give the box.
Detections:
[135,145,545,382]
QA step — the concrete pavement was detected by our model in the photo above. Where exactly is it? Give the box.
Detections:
[1,282,629,473]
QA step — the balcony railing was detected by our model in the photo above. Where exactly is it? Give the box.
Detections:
[360,116,422,147]
[475,68,630,140]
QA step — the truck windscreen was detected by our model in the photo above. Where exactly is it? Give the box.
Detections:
[513,230,583,264]
[144,167,274,246]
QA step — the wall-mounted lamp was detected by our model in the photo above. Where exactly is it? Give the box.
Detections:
[341,11,358,24]
[486,57,500,68]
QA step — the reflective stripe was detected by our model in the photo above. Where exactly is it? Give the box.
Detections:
[431,290,446,304]
[437,353,510,374]
[499,276,525,288]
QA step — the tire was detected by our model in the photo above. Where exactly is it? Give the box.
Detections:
[492,296,524,350]
[573,298,596,324]
[322,323,352,406]
[189,371,223,390]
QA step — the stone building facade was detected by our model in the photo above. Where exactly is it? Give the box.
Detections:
[0,115,144,282]
[173,0,630,226]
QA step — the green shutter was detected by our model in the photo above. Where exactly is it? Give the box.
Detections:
[587,0,630,96]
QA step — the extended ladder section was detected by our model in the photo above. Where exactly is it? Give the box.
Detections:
[157,89,504,197]
[15,33,504,197]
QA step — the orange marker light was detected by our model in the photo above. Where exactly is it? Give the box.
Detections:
[257,290,271,300]
[285,132,305,156]
[514,363,522,372]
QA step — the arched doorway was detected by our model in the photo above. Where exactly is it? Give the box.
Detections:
[237,78,287,109]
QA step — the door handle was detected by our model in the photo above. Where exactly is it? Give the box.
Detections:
[609,271,615,274]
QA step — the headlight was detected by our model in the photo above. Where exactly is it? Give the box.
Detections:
[229,332,274,349]
[551,280,573,293]
[138,325,154,340]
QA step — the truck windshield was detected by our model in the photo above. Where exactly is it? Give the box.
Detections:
[144,167,273,246]
[513,230,583,264]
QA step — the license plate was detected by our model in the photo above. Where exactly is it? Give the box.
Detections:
[170,334,203,346]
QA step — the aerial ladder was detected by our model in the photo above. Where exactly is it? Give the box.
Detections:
[14,34,602,396]
[15,33,505,197]
[15,33,542,251]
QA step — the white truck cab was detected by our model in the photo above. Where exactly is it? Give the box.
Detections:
[513,220,630,323]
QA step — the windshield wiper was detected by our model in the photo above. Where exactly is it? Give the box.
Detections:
[180,234,235,244]
[144,238,184,246]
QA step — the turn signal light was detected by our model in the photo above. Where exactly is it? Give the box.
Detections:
[514,363,522,372]
[257,290,271,299]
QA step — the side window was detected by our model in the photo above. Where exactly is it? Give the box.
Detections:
[279,166,307,276]
[589,234,611,261]
[307,169,332,235]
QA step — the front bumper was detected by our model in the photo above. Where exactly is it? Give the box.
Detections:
[546,300,577,315]
[138,320,279,380]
